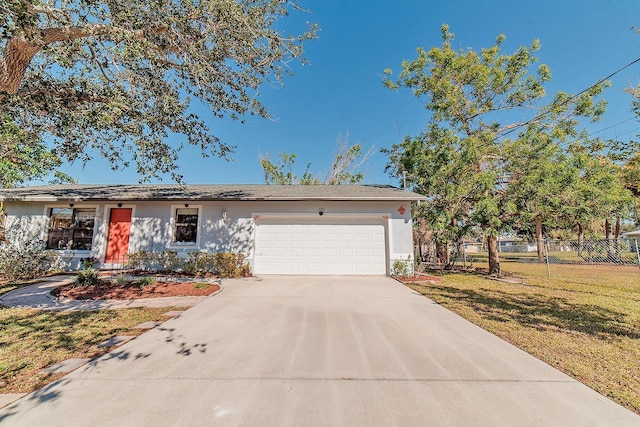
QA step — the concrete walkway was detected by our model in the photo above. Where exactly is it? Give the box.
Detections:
[1,275,638,426]
[0,275,210,311]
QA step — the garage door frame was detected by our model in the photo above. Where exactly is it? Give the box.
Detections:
[252,212,391,275]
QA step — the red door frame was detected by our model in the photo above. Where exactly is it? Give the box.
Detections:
[105,208,132,263]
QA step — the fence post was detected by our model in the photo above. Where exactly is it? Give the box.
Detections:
[544,238,551,278]
[635,238,640,270]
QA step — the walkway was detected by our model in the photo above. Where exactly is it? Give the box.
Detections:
[0,275,210,311]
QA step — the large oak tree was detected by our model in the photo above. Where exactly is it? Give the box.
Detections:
[0,0,316,182]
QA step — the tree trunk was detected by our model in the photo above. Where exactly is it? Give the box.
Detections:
[614,217,621,239]
[605,218,613,258]
[487,234,500,275]
[435,240,449,266]
[535,215,544,263]
[577,223,584,257]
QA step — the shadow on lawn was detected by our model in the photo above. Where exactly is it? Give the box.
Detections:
[415,284,640,340]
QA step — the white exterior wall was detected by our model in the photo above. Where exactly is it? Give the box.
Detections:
[3,199,415,274]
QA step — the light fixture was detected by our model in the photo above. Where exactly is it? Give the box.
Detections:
[222,210,229,223]
[117,203,123,208]
[69,203,74,208]
[184,203,189,208]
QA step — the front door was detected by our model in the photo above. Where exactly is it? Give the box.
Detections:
[105,208,132,263]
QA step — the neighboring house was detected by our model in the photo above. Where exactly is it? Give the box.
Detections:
[0,184,425,275]
[498,237,537,253]
[622,230,640,252]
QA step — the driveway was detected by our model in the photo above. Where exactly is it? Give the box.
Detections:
[1,276,638,426]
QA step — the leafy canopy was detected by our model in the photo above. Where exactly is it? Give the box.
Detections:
[261,135,372,185]
[383,25,608,273]
[0,0,317,183]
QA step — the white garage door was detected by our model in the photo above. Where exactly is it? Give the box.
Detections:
[254,218,387,275]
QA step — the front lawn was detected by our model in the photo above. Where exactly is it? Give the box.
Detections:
[0,306,180,394]
[0,278,183,395]
[408,262,640,414]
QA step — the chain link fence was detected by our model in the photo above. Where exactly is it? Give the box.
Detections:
[415,237,640,276]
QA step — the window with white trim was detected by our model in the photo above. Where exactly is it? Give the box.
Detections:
[46,208,96,250]
[174,207,199,243]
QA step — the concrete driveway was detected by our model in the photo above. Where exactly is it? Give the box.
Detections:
[1,276,638,426]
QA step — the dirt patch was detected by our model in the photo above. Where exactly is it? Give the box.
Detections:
[52,279,220,300]
[395,274,443,283]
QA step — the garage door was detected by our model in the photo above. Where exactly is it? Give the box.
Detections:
[254,218,387,275]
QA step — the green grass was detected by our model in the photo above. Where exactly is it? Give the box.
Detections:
[408,262,640,414]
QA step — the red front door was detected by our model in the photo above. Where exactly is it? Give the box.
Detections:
[105,208,132,263]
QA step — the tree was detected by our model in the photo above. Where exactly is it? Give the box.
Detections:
[383,25,606,274]
[0,114,73,187]
[261,152,317,185]
[1,0,317,182]
[261,135,372,185]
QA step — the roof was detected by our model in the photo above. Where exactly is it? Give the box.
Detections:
[0,184,425,202]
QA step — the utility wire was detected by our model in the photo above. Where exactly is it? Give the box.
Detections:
[497,56,640,140]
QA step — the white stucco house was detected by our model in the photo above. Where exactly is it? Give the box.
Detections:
[0,184,425,275]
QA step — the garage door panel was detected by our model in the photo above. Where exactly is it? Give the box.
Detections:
[255,219,386,275]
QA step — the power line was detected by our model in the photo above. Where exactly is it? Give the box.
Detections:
[498,56,640,140]
[587,116,636,137]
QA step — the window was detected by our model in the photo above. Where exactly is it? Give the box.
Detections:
[46,208,96,250]
[174,208,199,243]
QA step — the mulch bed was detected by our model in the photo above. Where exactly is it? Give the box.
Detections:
[52,279,220,300]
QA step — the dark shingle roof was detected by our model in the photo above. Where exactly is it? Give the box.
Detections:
[0,184,425,202]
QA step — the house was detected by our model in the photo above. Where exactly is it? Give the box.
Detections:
[622,230,640,253]
[497,237,537,253]
[0,184,425,275]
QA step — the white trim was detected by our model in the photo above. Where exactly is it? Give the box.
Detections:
[169,204,202,249]
[252,212,391,221]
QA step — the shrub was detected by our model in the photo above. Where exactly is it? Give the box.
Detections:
[0,240,60,281]
[133,276,156,288]
[126,250,181,272]
[182,252,215,276]
[80,256,98,269]
[213,252,251,278]
[113,274,129,286]
[75,268,100,286]
[391,256,412,277]
[124,250,251,278]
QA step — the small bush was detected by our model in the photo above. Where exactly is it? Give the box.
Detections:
[80,256,98,269]
[133,276,156,288]
[75,268,100,286]
[391,256,412,277]
[194,282,211,289]
[126,250,181,272]
[123,250,251,278]
[0,240,60,281]
[113,274,129,286]
[213,252,251,278]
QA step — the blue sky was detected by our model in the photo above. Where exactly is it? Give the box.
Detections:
[58,0,640,186]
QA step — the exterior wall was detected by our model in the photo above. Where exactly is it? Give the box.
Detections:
[3,199,415,273]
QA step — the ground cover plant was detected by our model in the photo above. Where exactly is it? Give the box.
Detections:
[406,262,640,414]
